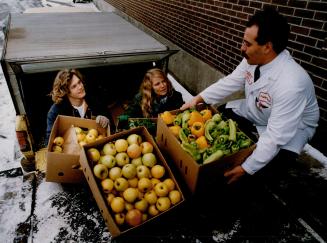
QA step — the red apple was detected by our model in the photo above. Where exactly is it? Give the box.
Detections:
[125,209,142,227]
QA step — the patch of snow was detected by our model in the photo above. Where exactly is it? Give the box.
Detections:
[212,219,241,242]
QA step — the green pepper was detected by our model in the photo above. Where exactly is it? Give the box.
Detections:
[212,113,222,122]
[216,120,227,130]
[237,131,247,140]
[217,134,229,144]
[203,149,224,164]
[181,142,201,161]
[181,110,191,128]
[179,127,190,144]
[174,113,183,126]
[239,138,252,148]
[231,143,240,153]
[228,119,237,142]
[204,119,217,142]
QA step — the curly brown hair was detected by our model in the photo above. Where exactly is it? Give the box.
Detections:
[140,68,173,118]
[50,69,85,104]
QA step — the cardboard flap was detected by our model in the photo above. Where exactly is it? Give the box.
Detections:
[62,126,80,155]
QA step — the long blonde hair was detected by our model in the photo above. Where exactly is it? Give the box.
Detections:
[50,69,84,104]
[140,68,173,118]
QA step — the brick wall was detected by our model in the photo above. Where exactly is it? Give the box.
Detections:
[104,0,327,125]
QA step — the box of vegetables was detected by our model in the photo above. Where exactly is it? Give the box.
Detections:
[156,104,255,193]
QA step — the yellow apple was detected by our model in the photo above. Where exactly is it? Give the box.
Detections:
[142,213,148,222]
[74,126,83,134]
[128,177,139,188]
[151,165,165,179]
[114,177,129,192]
[110,197,125,213]
[169,190,182,205]
[156,197,171,212]
[144,190,158,205]
[127,144,142,159]
[134,198,148,212]
[123,187,139,203]
[109,167,122,181]
[85,133,97,144]
[102,142,117,156]
[88,128,98,138]
[93,164,108,180]
[122,164,137,179]
[115,152,130,167]
[99,155,116,169]
[106,193,115,204]
[87,148,101,162]
[76,133,86,142]
[150,178,161,187]
[140,141,153,154]
[131,157,142,167]
[114,139,128,152]
[127,134,142,145]
[154,182,169,197]
[114,213,125,225]
[96,134,104,140]
[163,178,175,192]
[136,165,151,179]
[148,204,159,217]
[142,153,157,168]
[125,202,134,211]
[125,209,142,227]
[138,178,152,193]
[101,178,114,193]
[53,136,64,146]
[52,145,63,153]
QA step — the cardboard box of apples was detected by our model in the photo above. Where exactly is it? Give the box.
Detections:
[46,115,108,183]
[156,104,256,193]
[79,126,185,238]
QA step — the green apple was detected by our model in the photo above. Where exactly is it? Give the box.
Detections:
[151,165,165,179]
[144,190,158,205]
[101,178,114,193]
[115,139,128,152]
[123,187,139,203]
[131,157,142,167]
[142,153,157,168]
[140,141,153,154]
[99,154,116,169]
[138,177,152,193]
[87,148,101,162]
[169,190,182,205]
[74,126,83,134]
[127,143,142,159]
[93,164,108,180]
[134,198,148,213]
[110,197,125,213]
[125,209,142,227]
[156,197,171,212]
[127,134,142,145]
[109,167,122,180]
[122,164,137,179]
[85,133,97,144]
[53,136,64,146]
[154,182,169,197]
[115,152,130,167]
[102,142,117,156]
[114,177,129,192]
[136,165,151,179]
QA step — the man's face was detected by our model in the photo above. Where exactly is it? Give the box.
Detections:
[240,25,266,65]
[68,74,86,100]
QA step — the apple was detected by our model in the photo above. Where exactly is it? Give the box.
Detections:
[151,165,165,179]
[144,190,158,205]
[163,178,175,192]
[93,164,108,180]
[154,182,169,197]
[74,126,83,134]
[136,165,151,179]
[79,141,87,147]
[140,141,153,154]
[128,177,139,188]
[109,167,122,181]
[142,153,157,168]
[101,178,114,193]
[148,204,159,217]
[115,152,130,167]
[102,142,117,156]
[156,197,171,212]
[99,155,116,169]
[53,136,64,146]
[151,178,161,187]
[85,133,97,144]
[88,128,98,137]
[127,144,142,159]
[125,209,142,227]
[131,157,142,167]
[76,133,86,142]
[127,134,142,145]
[110,197,125,213]
[134,198,148,212]
[142,213,148,222]
[87,148,101,162]
[115,139,128,152]
[114,213,125,225]
[122,164,137,179]
[123,187,139,203]
[138,177,152,193]
[96,134,104,140]
[52,145,63,153]
[169,190,182,205]
[106,193,115,204]
[114,177,129,192]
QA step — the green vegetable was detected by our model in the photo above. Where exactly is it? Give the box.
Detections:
[228,119,237,142]
[203,149,224,164]
[239,138,252,148]
[179,127,190,144]
[174,113,183,126]
[181,110,191,128]
[217,134,229,144]
[204,119,217,142]
[212,113,222,122]
[231,143,240,153]
[181,142,201,161]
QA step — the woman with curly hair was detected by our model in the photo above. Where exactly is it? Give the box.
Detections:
[123,68,184,119]
[46,68,110,144]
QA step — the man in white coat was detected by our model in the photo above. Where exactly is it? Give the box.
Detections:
[181,7,319,185]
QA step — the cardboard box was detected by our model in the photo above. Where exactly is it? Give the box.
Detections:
[156,104,255,193]
[79,126,185,238]
[46,115,108,183]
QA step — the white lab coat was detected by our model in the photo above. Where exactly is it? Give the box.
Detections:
[200,50,319,175]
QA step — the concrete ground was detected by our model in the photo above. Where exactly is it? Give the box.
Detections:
[0,0,326,242]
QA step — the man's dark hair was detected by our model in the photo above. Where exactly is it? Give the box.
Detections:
[247,7,290,54]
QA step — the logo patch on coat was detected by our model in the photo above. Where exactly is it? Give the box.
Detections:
[255,90,272,110]
[245,71,253,85]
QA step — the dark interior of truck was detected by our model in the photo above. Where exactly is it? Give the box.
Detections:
[21,62,156,150]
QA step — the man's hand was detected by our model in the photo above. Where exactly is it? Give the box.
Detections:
[96,115,110,128]
[224,165,247,184]
[180,95,204,110]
